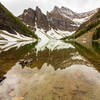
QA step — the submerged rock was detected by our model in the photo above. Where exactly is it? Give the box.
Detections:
[19,58,33,67]
[9,91,15,97]
[0,93,3,99]
[12,97,24,100]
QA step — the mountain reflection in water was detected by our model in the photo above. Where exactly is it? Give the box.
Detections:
[0,40,100,100]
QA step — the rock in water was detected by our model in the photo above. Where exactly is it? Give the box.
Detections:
[12,97,24,100]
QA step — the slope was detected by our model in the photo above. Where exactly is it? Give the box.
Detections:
[0,2,37,39]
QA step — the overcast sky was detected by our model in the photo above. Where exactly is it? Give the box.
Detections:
[0,0,100,16]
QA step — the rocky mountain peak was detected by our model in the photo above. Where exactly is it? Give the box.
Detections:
[24,8,33,14]
[20,8,36,27]
[50,6,79,20]
[35,6,49,30]
[19,6,98,33]
[61,6,74,14]
[36,6,41,13]
[60,7,77,19]
[54,6,59,10]
[50,6,60,14]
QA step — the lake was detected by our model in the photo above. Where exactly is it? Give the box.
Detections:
[0,40,100,100]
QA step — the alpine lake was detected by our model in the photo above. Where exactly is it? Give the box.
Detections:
[0,39,100,100]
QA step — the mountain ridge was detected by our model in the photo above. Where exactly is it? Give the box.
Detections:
[0,2,99,41]
[19,6,97,34]
[64,8,100,41]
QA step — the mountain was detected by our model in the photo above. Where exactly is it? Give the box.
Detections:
[47,6,97,31]
[19,6,97,39]
[19,7,50,31]
[0,2,37,42]
[47,6,77,31]
[77,8,100,30]
[65,8,100,41]
[36,7,50,31]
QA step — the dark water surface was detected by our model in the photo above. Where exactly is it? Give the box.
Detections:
[0,40,100,100]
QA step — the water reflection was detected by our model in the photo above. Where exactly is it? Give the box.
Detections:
[0,40,100,100]
[0,40,90,79]
[19,47,89,70]
[70,41,100,72]
[0,42,37,79]
[1,63,100,100]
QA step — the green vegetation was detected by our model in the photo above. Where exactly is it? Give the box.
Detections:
[68,20,100,39]
[93,27,100,40]
[61,19,100,41]
[71,41,100,71]
[0,3,38,39]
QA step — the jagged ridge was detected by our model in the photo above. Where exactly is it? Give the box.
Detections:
[19,6,97,33]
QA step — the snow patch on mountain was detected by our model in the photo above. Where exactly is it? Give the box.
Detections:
[73,17,88,24]
[35,26,75,40]
[34,25,74,52]
[58,6,98,24]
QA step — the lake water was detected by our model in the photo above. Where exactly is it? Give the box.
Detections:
[0,40,100,100]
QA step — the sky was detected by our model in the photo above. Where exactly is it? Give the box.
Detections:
[0,0,100,16]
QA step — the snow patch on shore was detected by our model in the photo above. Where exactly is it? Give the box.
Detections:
[0,30,36,42]
[0,30,37,52]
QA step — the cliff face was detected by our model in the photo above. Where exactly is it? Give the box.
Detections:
[19,7,50,31]
[47,6,78,31]
[19,6,97,34]
[36,7,50,31]
[0,3,37,38]
[20,8,36,27]
[19,6,79,32]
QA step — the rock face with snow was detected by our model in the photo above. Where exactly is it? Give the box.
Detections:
[47,6,77,31]
[19,6,97,33]
[47,6,98,31]
[20,8,36,27]
[78,8,100,30]
[66,8,100,41]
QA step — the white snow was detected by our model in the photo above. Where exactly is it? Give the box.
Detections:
[0,30,37,52]
[73,17,88,24]
[35,39,74,52]
[56,29,75,36]
[24,12,28,16]
[72,55,85,61]
[0,27,74,52]
[34,27,49,52]
[0,40,35,52]
[34,26,75,52]
[35,25,75,40]
[60,7,74,19]
[0,30,36,42]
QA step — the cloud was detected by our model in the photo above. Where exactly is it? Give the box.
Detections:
[0,0,34,15]
[0,0,100,16]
